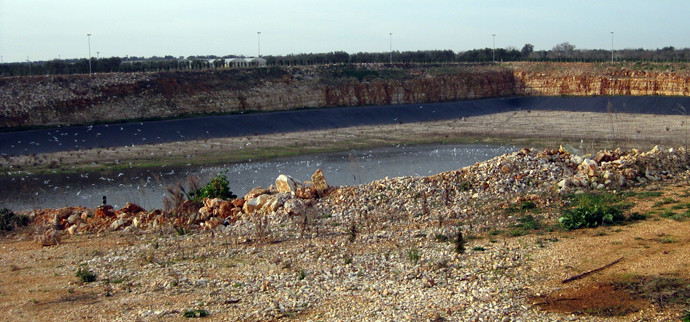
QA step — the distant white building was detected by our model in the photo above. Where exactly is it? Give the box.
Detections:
[226,57,267,68]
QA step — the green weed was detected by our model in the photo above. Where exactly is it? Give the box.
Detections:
[407,248,421,264]
[75,266,97,283]
[559,192,626,230]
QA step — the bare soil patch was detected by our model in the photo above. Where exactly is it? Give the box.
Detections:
[530,183,690,319]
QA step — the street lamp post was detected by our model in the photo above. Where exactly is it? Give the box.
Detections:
[610,32,614,63]
[492,34,496,62]
[389,32,393,64]
[97,51,100,59]
[87,33,92,74]
[257,32,261,57]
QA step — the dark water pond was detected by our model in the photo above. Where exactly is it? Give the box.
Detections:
[0,144,515,211]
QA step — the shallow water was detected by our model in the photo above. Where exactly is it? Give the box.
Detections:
[0,144,515,211]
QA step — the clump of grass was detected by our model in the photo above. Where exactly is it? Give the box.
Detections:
[661,209,690,221]
[615,276,690,309]
[472,246,486,252]
[407,248,421,264]
[505,200,537,214]
[183,309,209,318]
[505,214,542,236]
[653,197,679,208]
[559,192,627,230]
[75,266,97,283]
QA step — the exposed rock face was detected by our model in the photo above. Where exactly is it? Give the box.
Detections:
[512,64,690,96]
[3,63,688,128]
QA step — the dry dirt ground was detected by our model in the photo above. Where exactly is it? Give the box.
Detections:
[1,182,690,320]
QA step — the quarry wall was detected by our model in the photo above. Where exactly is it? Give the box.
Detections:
[1,62,689,128]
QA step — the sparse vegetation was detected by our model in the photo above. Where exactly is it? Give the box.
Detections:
[183,309,209,318]
[616,276,690,309]
[75,266,97,283]
[407,248,421,264]
[186,170,236,203]
[559,192,627,230]
[0,208,30,233]
[455,231,466,254]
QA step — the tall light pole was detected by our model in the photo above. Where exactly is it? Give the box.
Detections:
[492,34,496,62]
[27,57,31,76]
[257,32,261,57]
[87,33,92,74]
[97,51,100,59]
[610,31,614,63]
[389,32,393,64]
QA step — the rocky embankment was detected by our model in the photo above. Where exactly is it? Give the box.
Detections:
[15,146,690,320]
[27,146,688,241]
[2,62,689,128]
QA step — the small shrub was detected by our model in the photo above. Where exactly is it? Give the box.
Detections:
[472,246,486,251]
[75,266,97,283]
[559,192,626,230]
[298,269,306,280]
[347,223,358,243]
[455,231,466,254]
[628,212,647,221]
[187,170,237,203]
[183,309,209,318]
[0,208,30,232]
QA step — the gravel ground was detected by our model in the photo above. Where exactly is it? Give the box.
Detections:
[2,146,690,320]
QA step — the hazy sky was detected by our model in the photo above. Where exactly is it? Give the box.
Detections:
[1,0,688,63]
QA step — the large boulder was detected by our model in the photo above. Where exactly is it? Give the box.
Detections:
[283,199,307,216]
[244,187,270,201]
[311,169,329,197]
[275,175,300,194]
[244,194,272,213]
[264,195,286,212]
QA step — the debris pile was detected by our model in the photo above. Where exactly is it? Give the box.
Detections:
[22,146,690,242]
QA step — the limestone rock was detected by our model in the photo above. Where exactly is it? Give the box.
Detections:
[231,198,245,208]
[284,199,307,216]
[265,195,285,212]
[276,175,300,194]
[67,214,81,225]
[244,194,271,213]
[244,187,270,201]
[311,169,329,197]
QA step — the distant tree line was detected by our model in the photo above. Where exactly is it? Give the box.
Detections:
[2,44,690,76]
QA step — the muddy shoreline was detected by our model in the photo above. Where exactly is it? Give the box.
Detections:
[2,108,689,174]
